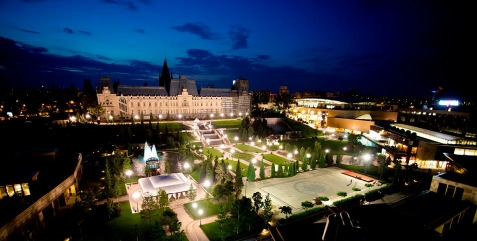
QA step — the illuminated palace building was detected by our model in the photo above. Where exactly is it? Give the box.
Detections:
[97,60,251,121]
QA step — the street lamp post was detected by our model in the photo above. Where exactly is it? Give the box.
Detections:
[198,209,203,226]
[125,170,133,189]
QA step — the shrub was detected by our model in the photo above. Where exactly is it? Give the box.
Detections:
[301,200,314,209]
[320,196,329,201]
[364,183,373,187]
[337,191,347,197]
[352,187,361,191]
[333,194,364,207]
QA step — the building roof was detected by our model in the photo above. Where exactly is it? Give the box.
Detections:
[138,173,192,195]
[390,123,469,145]
[116,86,168,96]
[443,153,477,174]
[199,87,232,97]
[169,77,199,96]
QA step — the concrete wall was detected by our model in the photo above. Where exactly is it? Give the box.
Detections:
[429,176,477,206]
[326,118,375,133]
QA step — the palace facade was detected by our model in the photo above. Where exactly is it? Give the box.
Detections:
[96,60,251,121]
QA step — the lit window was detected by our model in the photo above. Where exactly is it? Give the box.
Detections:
[14,184,22,196]
[0,186,7,199]
[22,183,31,196]
[6,185,14,197]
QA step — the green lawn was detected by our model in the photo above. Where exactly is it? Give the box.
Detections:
[212,120,241,128]
[263,154,292,165]
[280,138,349,155]
[223,129,240,143]
[203,147,224,158]
[235,143,264,153]
[231,152,255,162]
[105,201,188,241]
[201,221,235,241]
[225,159,248,176]
[105,201,146,240]
[183,199,221,219]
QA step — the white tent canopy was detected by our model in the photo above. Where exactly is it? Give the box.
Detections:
[138,173,193,197]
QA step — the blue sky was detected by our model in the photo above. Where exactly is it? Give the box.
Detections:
[0,0,473,98]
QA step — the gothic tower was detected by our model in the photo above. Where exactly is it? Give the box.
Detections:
[158,59,172,94]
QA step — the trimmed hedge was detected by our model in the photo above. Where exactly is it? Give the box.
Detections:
[333,194,364,207]
[279,205,329,225]
[333,184,399,207]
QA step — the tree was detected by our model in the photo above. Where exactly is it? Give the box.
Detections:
[216,203,229,240]
[247,162,256,181]
[310,156,317,170]
[279,206,292,219]
[377,154,391,179]
[301,158,308,172]
[158,189,169,209]
[271,163,276,178]
[278,163,285,177]
[318,151,326,168]
[234,159,244,197]
[301,200,314,210]
[140,192,160,231]
[187,183,197,201]
[87,105,105,124]
[262,194,273,225]
[260,159,265,180]
[215,159,226,182]
[252,191,263,213]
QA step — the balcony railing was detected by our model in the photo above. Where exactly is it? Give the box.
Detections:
[0,154,82,240]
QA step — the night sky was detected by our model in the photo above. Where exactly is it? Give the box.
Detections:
[0,0,473,99]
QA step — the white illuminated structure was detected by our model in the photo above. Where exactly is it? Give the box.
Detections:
[138,173,194,200]
[144,141,159,161]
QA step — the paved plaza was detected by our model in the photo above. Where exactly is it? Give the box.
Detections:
[245,166,380,215]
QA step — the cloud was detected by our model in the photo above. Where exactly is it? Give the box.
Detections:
[126,1,138,11]
[19,28,40,34]
[96,55,111,61]
[101,0,140,11]
[79,30,91,36]
[134,29,146,34]
[172,22,216,40]
[228,26,249,50]
[0,36,162,89]
[102,0,119,4]
[255,55,270,60]
[63,28,73,34]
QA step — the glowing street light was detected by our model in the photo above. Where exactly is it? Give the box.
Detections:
[228,164,232,170]
[251,158,257,164]
[204,180,211,188]
[183,162,190,174]
[198,209,203,226]
[125,169,133,180]
[363,154,371,162]
[132,192,141,213]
